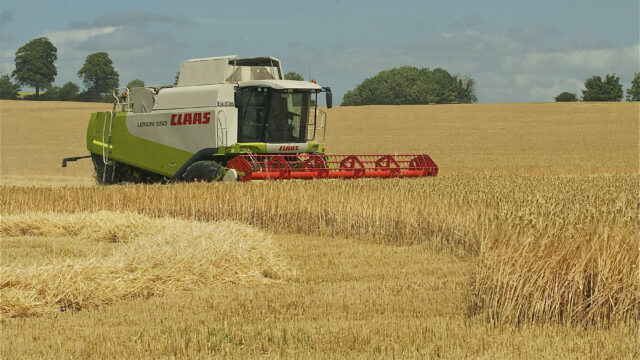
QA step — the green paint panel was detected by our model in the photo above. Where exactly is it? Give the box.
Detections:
[217,143,267,155]
[87,112,194,177]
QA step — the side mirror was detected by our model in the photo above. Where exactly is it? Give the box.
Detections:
[325,87,332,108]
[234,90,243,108]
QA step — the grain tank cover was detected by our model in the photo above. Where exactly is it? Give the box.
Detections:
[177,55,283,87]
[130,87,155,114]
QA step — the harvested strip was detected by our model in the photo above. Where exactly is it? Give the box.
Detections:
[1,212,290,318]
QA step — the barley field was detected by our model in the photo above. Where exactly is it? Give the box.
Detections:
[1,100,638,358]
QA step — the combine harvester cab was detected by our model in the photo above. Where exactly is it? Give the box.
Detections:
[64,55,438,183]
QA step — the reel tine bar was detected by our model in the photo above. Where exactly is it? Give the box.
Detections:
[227,154,438,181]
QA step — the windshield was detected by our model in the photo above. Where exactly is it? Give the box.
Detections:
[238,88,311,143]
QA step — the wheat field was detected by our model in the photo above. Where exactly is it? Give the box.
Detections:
[1,100,638,358]
[1,100,637,185]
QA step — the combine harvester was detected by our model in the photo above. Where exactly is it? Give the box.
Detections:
[63,55,438,183]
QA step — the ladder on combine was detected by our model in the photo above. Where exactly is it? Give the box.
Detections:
[101,88,130,183]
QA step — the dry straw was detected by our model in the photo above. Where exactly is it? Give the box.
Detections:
[1,211,289,318]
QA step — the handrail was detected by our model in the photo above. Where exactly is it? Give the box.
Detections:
[112,87,130,112]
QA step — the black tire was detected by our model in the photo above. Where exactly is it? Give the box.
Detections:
[182,160,222,182]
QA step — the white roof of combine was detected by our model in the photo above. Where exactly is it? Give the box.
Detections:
[239,80,323,90]
[182,55,240,62]
[154,84,235,110]
[177,55,284,87]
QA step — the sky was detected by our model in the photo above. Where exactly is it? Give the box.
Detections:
[0,0,638,104]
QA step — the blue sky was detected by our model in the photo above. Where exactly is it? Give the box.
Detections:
[1,0,638,103]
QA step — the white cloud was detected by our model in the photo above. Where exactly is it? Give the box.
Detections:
[76,26,163,51]
[506,23,560,43]
[490,43,638,101]
[305,26,639,103]
[72,26,185,85]
[43,26,116,46]
[528,77,584,101]
[69,10,183,29]
[503,44,639,75]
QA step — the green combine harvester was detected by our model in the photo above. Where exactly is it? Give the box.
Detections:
[63,55,437,183]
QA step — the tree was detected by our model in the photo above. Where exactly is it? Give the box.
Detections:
[77,52,119,99]
[626,73,640,101]
[0,74,20,99]
[12,37,57,97]
[341,66,477,105]
[454,74,477,103]
[174,71,180,85]
[127,79,145,89]
[41,85,60,100]
[581,74,623,101]
[37,82,79,101]
[284,71,304,81]
[58,82,80,101]
[555,92,577,102]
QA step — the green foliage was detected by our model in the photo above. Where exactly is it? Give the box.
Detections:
[455,75,477,103]
[581,74,623,101]
[12,37,58,97]
[40,85,60,100]
[0,74,20,99]
[284,71,304,81]
[78,52,119,99]
[555,92,578,102]
[58,82,80,101]
[174,71,180,85]
[626,73,640,101]
[31,82,80,101]
[76,89,104,102]
[127,79,145,89]
[341,66,477,105]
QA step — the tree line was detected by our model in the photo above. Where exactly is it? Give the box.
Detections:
[341,66,477,105]
[341,66,640,105]
[555,73,640,102]
[0,37,144,102]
